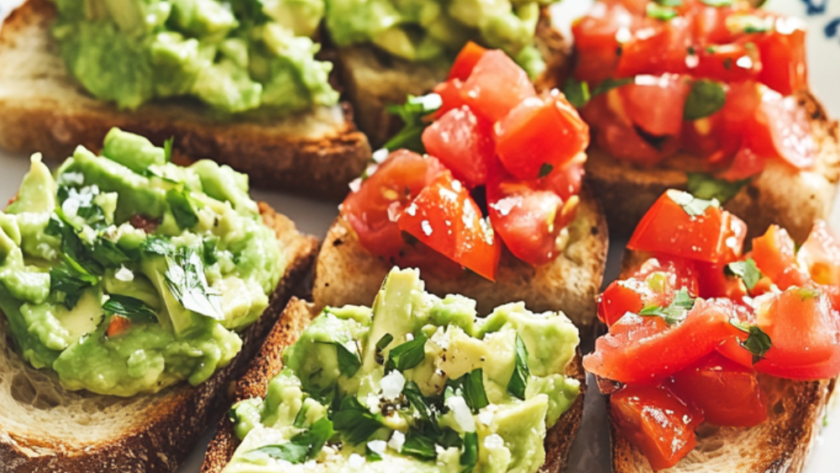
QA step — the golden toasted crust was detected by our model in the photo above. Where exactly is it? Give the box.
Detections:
[609,250,839,473]
[201,299,587,473]
[334,9,571,148]
[312,188,608,331]
[0,0,371,200]
[585,91,840,242]
[0,204,319,473]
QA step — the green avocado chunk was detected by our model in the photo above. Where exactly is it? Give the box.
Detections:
[224,268,580,473]
[51,0,339,114]
[0,129,285,397]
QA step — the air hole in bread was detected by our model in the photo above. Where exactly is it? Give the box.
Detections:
[697,438,724,453]
[10,372,37,405]
[773,399,786,416]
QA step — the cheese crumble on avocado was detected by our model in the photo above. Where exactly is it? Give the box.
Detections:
[225,268,580,473]
[0,128,284,397]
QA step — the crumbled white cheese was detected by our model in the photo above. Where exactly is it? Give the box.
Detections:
[115,266,134,282]
[367,440,387,457]
[478,410,494,426]
[347,453,365,469]
[445,395,476,432]
[484,433,505,450]
[405,333,414,341]
[365,394,380,413]
[388,430,405,452]
[430,326,449,350]
[380,370,406,401]
[61,197,80,219]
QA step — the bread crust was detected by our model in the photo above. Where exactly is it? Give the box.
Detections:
[334,9,571,148]
[312,188,608,332]
[585,91,840,243]
[608,251,839,473]
[201,298,587,473]
[0,204,319,473]
[0,0,372,200]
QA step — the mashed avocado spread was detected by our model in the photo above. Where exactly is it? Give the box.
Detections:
[0,128,284,397]
[225,268,580,473]
[52,0,338,114]
[325,0,556,77]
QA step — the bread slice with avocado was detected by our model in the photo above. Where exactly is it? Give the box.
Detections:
[312,187,608,333]
[0,131,320,471]
[0,0,371,200]
[335,10,571,147]
[586,90,840,243]
[608,250,838,473]
[202,268,586,473]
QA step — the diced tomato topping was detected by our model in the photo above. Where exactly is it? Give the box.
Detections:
[460,50,536,122]
[750,224,808,290]
[746,89,815,169]
[495,92,590,180]
[540,160,584,202]
[341,150,445,260]
[571,2,631,83]
[695,262,748,301]
[611,385,704,471]
[422,106,494,188]
[615,16,692,78]
[754,22,808,96]
[693,43,763,83]
[628,191,746,264]
[448,41,488,81]
[433,79,466,119]
[106,315,132,338]
[486,174,576,267]
[618,74,691,137]
[799,220,840,285]
[397,171,500,280]
[668,353,767,427]
[584,299,743,384]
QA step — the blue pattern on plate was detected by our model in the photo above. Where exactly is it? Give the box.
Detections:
[798,0,840,41]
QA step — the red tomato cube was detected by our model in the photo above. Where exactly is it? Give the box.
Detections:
[448,41,488,81]
[421,105,494,188]
[460,50,536,123]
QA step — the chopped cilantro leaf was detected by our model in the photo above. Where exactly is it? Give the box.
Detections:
[334,342,361,377]
[647,2,678,20]
[247,417,334,464]
[507,334,530,400]
[686,172,748,204]
[684,79,726,120]
[563,78,591,108]
[163,246,223,320]
[166,189,199,230]
[331,396,384,445]
[383,94,442,153]
[386,334,427,372]
[639,288,695,325]
[726,258,762,290]
[102,294,158,323]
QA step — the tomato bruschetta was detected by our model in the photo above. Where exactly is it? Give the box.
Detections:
[313,44,608,329]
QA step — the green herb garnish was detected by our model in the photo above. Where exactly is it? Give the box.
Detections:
[686,172,748,204]
[726,259,762,290]
[507,334,530,400]
[164,246,223,320]
[386,334,427,372]
[102,294,157,322]
[639,288,696,325]
[684,80,726,120]
[335,342,362,377]
[247,417,334,464]
[667,189,718,217]
[384,94,442,153]
[460,431,479,473]
[331,396,384,445]
[165,189,198,230]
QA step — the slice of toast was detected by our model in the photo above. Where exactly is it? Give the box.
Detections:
[311,188,608,332]
[0,203,319,472]
[608,250,839,473]
[0,0,372,200]
[200,297,587,473]
[334,11,571,147]
[586,91,840,243]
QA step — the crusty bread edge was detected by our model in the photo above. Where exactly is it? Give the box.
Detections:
[0,0,372,201]
[585,90,840,242]
[201,299,587,473]
[0,204,319,472]
[607,250,839,473]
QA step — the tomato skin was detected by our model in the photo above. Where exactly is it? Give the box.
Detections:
[750,224,808,290]
[571,2,631,83]
[422,106,494,188]
[628,191,746,265]
[668,353,768,427]
[460,50,536,123]
[598,280,646,327]
[495,93,590,180]
[540,160,584,201]
[448,41,488,81]
[755,25,808,96]
[746,89,815,169]
[693,43,762,83]
[106,315,132,338]
[800,220,840,285]
[615,16,691,78]
[433,79,466,119]
[486,174,574,267]
[342,150,445,260]
[584,299,743,384]
[611,384,704,471]
[618,74,690,137]
[397,171,500,281]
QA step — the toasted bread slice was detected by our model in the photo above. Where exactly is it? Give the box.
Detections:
[608,250,839,473]
[334,11,571,147]
[586,91,840,242]
[0,203,319,472]
[312,188,608,332]
[200,297,587,473]
[0,0,372,200]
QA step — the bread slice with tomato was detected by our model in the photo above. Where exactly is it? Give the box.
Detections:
[567,0,840,242]
[312,43,608,331]
[587,189,839,472]
[0,0,371,200]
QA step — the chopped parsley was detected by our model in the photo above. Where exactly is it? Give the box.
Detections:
[446,368,489,413]
[639,288,696,325]
[384,94,442,153]
[686,172,748,204]
[386,334,428,372]
[331,396,384,445]
[163,246,224,320]
[102,294,158,323]
[334,342,362,377]
[507,334,530,400]
[246,417,334,464]
[726,259,762,290]
[684,79,727,120]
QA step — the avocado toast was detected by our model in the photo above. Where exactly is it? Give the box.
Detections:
[0,129,318,471]
[0,0,371,200]
[202,267,586,473]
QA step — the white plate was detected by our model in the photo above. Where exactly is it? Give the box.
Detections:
[0,0,838,471]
